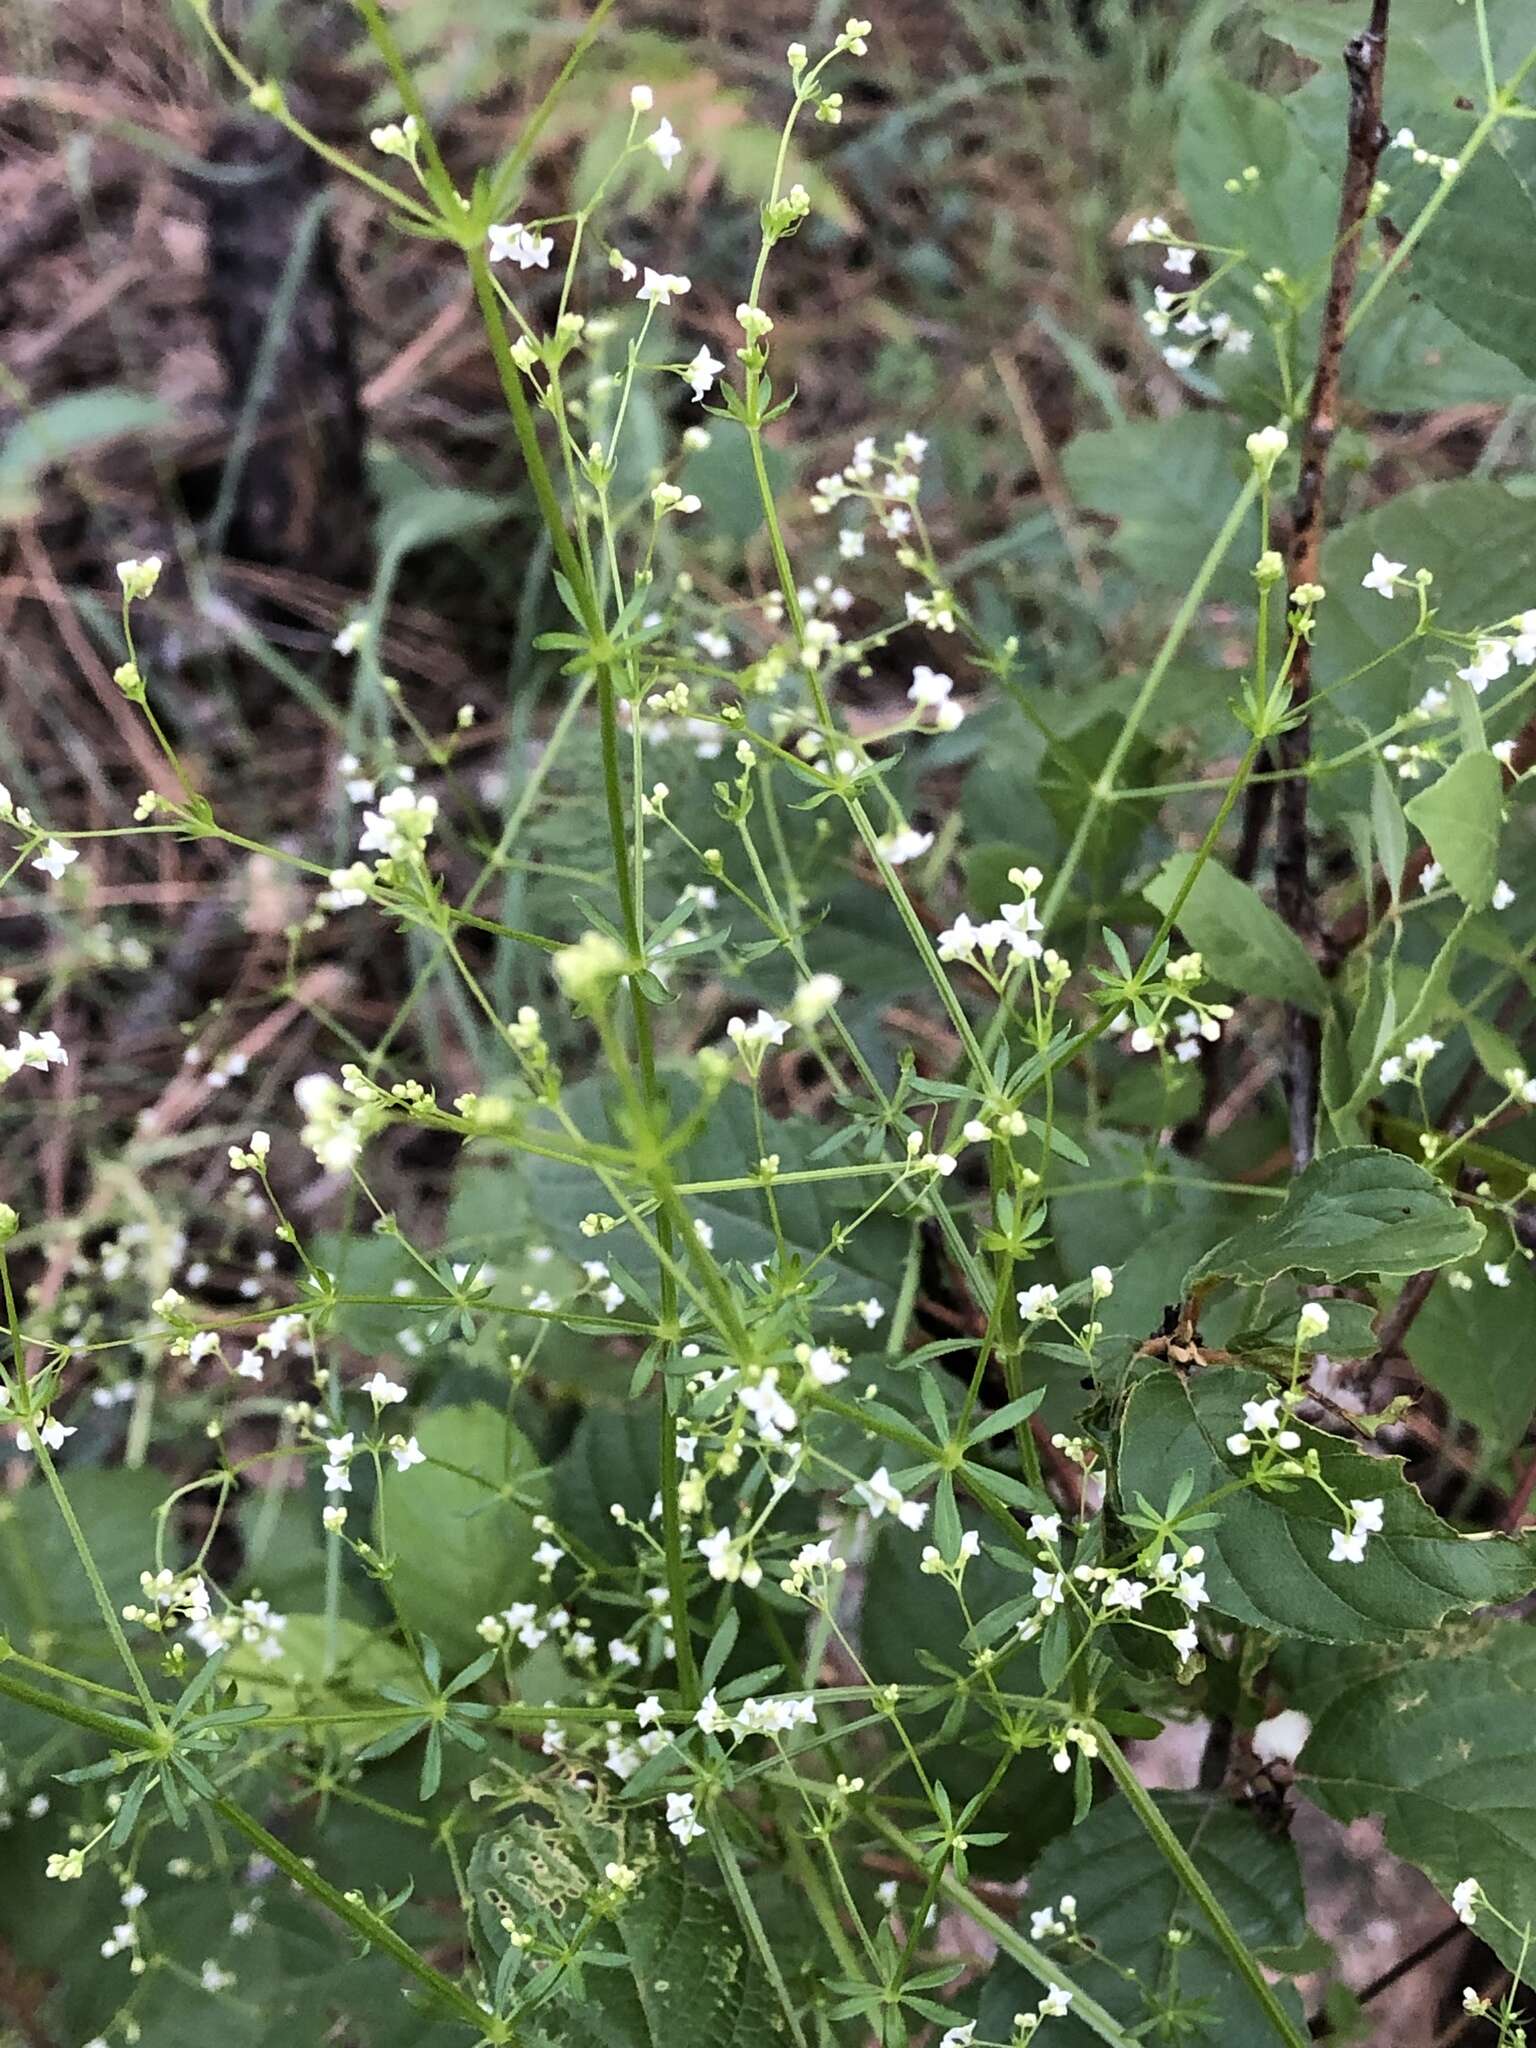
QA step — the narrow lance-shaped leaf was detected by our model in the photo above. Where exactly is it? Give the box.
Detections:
[1143,852,1329,1015]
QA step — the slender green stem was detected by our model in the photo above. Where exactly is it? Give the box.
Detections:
[861,1805,1141,2048]
[0,1253,165,1728]
[1042,475,1260,925]
[210,1793,501,2038]
[1093,1726,1310,2048]
[710,1821,811,2048]
[0,1660,150,1746]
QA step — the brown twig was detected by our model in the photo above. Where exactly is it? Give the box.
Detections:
[1273,0,1391,1167]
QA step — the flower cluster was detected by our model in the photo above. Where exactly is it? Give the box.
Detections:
[1125,213,1252,370]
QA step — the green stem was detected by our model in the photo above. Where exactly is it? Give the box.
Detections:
[0,1253,164,1729]
[710,1821,810,2048]
[210,1793,502,2039]
[1042,474,1260,925]
[862,1805,1140,2048]
[1093,1726,1309,2048]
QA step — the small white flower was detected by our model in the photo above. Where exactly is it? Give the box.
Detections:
[907,664,955,713]
[388,1434,424,1472]
[666,1789,704,1844]
[1493,878,1516,910]
[32,840,78,883]
[684,344,724,403]
[1451,1877,1481,1925]
[1328,1525,1369,1565]
[1253,1708,1312,1766]
[15,1416,76,1453]
[803,1346,848,1386]
[630,84,654,111]
[1016,1282,1058,1320]
[855,1466,927,1530]
[638,268,691,308]
[1457,639,1511,693]
[487,221,554,269]
[1297,1302,1330,1341]
[1090,1264,1114,1300]
[879,827,934,866]
[1102,1576,1148,1613]
[646,118,683,170]
[727,1010,790,1054]
[1485,1261,1512,1288]
[1362,551,1406,599]
[360,1371,407,1407]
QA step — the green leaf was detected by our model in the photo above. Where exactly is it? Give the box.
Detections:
[680,429,792,545]
[978,1793,1307,2048]
[1143,853,1328,1015]
[1316,483,1536,733]
[0,389,174,521]
[370,451,512,562]
[223,1615,419,1755]
[526,1076,903,1304]
[1404,750,1503,911]
[1177,73,1336,284]
[1062,413,1259,597]
[1406,1272,1536,1459]
[469,1792,782,2047]
[1302,1625,1536,1972]
[0,1468,164,1669]
[1370,764,1408,906]
[1393,135,1536,383]
[861,1525,1074,1869]
[379,1403,548,1665]
[1117,1367,1535,1641]
[1188,1145,1482,1288]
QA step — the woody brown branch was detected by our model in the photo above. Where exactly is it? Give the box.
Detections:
[1275,0,1391,1168]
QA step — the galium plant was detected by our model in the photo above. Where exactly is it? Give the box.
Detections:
[6,1,1536,2043]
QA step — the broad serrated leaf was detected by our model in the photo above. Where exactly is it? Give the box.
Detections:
[1404,750,1502,911]
[469,1793,784,2048]
[1143,853,1328,1014]
[1062,413,1259,597]
[1406,1272,1536,1459]
[978,1793,1307,2048]
[1117,1367,1535,1640]
[1188,1146,1482,1288]
[1316,483,1536,733]
[379,1403,548,1665]
[1302,1625,1536,1973]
